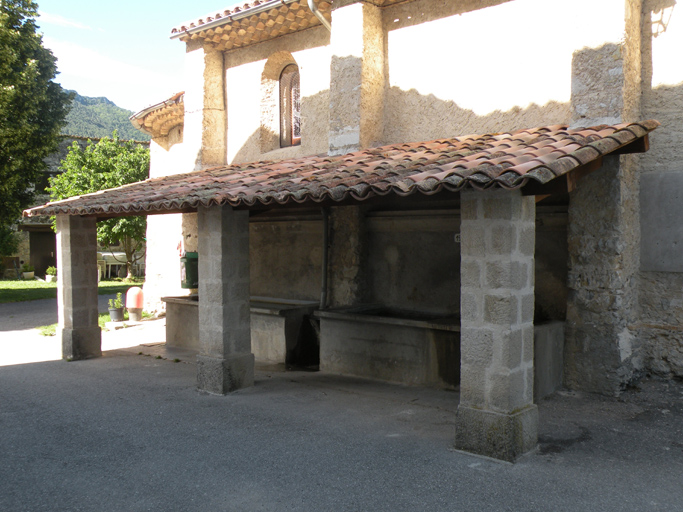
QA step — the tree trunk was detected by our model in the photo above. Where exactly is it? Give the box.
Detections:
[124,236,134,280]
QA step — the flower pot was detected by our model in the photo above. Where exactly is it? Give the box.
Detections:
[22,271,34,280]
[45,275,56,283]
[108,307,125,322]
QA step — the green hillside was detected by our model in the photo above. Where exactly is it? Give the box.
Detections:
[62,91,150,142]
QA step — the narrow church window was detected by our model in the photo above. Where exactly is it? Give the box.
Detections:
[279,64,301,147]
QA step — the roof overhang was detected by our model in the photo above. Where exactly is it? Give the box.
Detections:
[170,0,332,51]
[24,120,659,220]
[130,92,184,139]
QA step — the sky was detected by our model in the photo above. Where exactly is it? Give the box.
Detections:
[35,0,240,113]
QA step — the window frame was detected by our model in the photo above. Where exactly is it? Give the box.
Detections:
[279,64,301,148]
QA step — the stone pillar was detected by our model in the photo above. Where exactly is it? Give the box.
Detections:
[56,214,101,360]
[565,156,643,394]
[455,189,537,462]
[184,41,226,169]
[196,205,254,394]
[327,206,367,308]
[328,1,384,155]
[564,4,644,394]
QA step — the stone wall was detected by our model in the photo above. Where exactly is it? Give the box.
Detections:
[247,206,568,319]
[636,0,683,378]
[249,217,323,301]
[366,212,459,315]
[565,156,644,394]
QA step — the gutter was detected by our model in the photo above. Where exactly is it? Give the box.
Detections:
[170,0,330,40]
[308,0,331,32]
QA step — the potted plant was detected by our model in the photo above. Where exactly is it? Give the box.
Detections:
[45,266,57,283]
[21,263,35,280]
[108,292,125,322]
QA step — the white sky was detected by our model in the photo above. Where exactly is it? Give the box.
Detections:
[36,0,239,113]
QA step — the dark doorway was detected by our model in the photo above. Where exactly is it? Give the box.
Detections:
[30,231,56,277]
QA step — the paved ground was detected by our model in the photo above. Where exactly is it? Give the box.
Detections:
[1,299,683,511]
[0,294,146,365]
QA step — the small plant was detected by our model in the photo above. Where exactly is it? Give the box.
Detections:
[108,292,123,309]
[38,324,57,337]
[21,263,34,272]
[45,266,57,276]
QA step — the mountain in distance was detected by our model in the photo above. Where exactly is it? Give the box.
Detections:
[62,91,151,142]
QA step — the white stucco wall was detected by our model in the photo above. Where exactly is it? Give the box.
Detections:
[225,26,330,164]
[144,132,193,312]
[383,0,625,142]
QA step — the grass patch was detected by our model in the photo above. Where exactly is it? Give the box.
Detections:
[38,309,154,336]
[38,323,57,336]
[0,279,143,304]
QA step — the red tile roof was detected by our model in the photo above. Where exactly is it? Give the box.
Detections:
[24,121,658,218]
[171,1,274,35]
[170,1,332,51]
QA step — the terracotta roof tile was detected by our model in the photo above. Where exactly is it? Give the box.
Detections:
[24,121,659,218]
[170,1,332,51]
[129,92,184,138]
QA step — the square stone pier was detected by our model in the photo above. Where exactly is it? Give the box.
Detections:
[455,189,538,461]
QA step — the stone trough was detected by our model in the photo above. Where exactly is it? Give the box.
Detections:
[315,307,565,398]
[161,295,319,367]
[315,306,461,389]
[162,297,564,399]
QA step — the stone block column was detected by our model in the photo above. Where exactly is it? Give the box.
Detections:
[327,206,367,308]
[455,189,537,462]
[328,0,384,155]
[56,214,101,360]
[196,204,254,394]
[184,41,227,169]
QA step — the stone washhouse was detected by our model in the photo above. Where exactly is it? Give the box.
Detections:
[25,0,683,462]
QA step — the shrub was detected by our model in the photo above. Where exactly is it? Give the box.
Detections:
[108,292,123,309]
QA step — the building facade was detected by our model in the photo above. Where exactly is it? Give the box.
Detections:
[137,0,683,389]
[27,0,681,462]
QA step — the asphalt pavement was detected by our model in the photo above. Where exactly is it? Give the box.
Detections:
[1,298,682,511]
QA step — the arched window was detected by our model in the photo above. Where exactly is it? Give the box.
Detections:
[279,64,301,147]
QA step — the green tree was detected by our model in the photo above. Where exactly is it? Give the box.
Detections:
[0,0,72,255]
[48,133,149,279]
